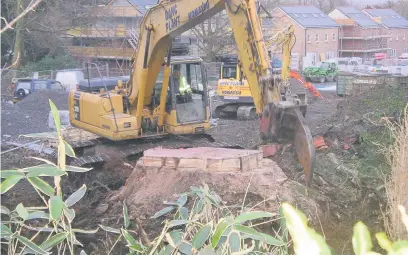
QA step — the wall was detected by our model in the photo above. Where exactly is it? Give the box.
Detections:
[387,28,408,57]
[305,27,339,61]
[329,9,348,19]
[341,26,382,38]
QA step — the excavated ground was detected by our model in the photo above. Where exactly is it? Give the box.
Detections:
[2,83,405,253]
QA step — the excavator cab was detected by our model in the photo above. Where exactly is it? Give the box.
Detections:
[157,56,209,127]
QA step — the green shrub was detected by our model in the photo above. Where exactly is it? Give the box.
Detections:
[1,100,93,254]
[22,54,79,73]
[100,184,287,254]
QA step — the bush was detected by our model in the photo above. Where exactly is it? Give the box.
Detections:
[22,54,79,73]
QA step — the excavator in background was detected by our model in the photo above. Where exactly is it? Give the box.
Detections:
[215,54,309,120]
[68,0,315,184]
[215,26,322,120]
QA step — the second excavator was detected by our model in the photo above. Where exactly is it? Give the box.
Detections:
[68,0,315,184]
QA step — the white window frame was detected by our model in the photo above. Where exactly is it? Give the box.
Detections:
[391,49,396,57]
[332,33,336,41]
[325,33,328,42]
[390,32,392,41]
[403,33,406,40]
[307,33,311,43]
[315,33,319,42]
[396,33,399,41]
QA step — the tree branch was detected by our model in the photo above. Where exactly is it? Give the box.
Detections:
[1,0,43,34]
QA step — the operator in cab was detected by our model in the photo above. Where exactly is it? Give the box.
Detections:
[173,64,193,103]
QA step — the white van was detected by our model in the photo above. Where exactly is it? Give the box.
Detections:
[55,69,84,91]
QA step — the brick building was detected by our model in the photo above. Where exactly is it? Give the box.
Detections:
[270,6,340,66]
[363,9,408,58]
[328,7,389,59]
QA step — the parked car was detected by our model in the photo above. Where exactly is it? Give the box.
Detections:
[55,69,84,91]
[13,79,63,103]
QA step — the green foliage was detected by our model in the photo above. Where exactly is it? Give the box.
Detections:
[21,54,79,73]
[0,100,93,254]
[100,184,286,254]
[281,202,408,255]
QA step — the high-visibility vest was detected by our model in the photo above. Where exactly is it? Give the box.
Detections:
[179,76,192,95]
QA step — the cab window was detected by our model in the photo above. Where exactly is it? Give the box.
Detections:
[187,63,204,92]
[222,66,237,79]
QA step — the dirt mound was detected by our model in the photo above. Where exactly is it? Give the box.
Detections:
[1,91,69,136]
[112,155,321,222]
[16,90,69,112]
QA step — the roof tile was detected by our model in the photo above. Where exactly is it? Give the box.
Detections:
[363,9,408,28]
[279,6,339,28]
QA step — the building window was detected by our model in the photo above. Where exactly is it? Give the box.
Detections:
[391,49,397,57]
[332,33,336,41]
[404,48,408,53]
[316,33,319,42]
[389,32,392,41]
[396,33,399,41]
[403,33,406,40]
[307,34,311,43]
[325,33,328,42]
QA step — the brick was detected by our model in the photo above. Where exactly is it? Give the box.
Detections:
[219,158,241,172]
[241,154,258,171]
[259,144,281,157]
[143,147,262,172]
[143,157,164,167]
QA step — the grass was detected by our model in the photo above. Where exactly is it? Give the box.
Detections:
[383,105,408,240]
[353,86,406,180]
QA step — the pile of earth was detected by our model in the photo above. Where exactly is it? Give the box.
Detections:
[99,151,322,242]
[1,90,69,137]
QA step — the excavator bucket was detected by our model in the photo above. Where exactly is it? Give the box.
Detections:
[292,107,315,184]
[260,102,315,185]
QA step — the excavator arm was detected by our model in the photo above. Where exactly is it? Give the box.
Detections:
[127,0,315,184]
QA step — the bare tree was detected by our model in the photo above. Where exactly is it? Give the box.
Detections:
[191,12,235,61]
[394,0,408,19]
[1,0,100,68]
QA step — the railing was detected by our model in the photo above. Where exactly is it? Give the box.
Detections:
[126,28,139,50]
[67,46,135,59]
[66,26,127,38]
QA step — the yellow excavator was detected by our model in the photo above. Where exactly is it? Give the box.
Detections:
[215,26,308,120]
[68,0,315,184]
